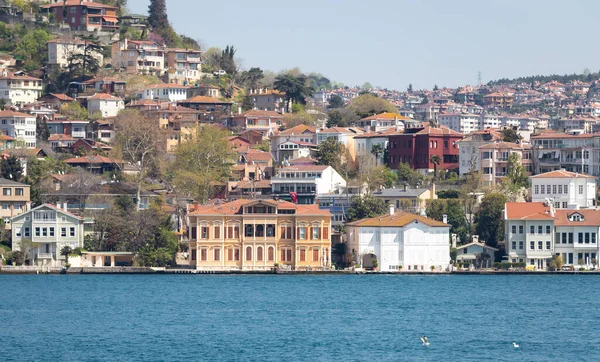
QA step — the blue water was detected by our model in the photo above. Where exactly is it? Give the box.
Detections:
[0,274,598,361]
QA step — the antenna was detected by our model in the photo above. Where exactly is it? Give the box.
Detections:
[477,71,482,87]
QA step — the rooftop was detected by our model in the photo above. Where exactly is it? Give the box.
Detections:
[347,210,448,227]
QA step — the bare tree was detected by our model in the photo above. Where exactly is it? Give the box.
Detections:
[113,109,165,211]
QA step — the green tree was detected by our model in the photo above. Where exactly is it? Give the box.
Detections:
[504,152,529,193]
[347,94,397,118]
[148,0,168,30]
[14,28,51,71]
[67,35,104,81]
[407,83,413,93]
[315,138,345,172]
[274,73,315,109]
[328,94,345,109]
[371,144,383,166]
[501,128,522,142]
[433,84,439,91]
[326,109,343,128]
[36,117,50,142]
[171,125,234,204]
[382,168,398,187]
[219,45,237,75]
[396,162,424,187]
[60,245,73,265]
[348,195,387,222]
[240,67,264,90]
[430,154,441,179]
[60,102,88,120]
[474,193,507,248]
[0,155,23,181]
[549,254,564,271]
[425,199,445,221]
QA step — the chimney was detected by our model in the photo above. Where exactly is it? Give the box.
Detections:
[472,235,479,243]
[56,203,61,210]
[389,204,395,215]
[442,214,448,224]
[63,202,67,211]
[403,183,408,192]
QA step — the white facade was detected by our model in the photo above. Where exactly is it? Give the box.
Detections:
[438,113,480,134]
[0,111,37,148]
[87,94,125,118]
[11,204,85,267]
[47,39,103,69]
[0,72,43,106]
[530,170,596,209]
[271,165,346,204]
[137,84,190,102]
[347,207,450,272]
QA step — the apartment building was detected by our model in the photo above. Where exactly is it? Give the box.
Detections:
[137,83,190,102]
[457,129,503,175]
[178,96,233,123]
[479,142,532,186]
[86,93,125,118]
[438,113,480,134]
[111,39,165,74]
[225,110,283,137]
[270,165,346,205]
[0,179,30,228]
[0,111,37,148]
[530,170,596,209]
[164,48,202,85]
[188,199,332,271]
[47,38,104,71]
[270,124,317,163]
[355,112,409,132]
[249,88,290,112]
[530,130,595,174]
[0,71,43,106]
[41,0,118,31]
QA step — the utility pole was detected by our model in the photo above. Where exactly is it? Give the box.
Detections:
[477,71,482,87]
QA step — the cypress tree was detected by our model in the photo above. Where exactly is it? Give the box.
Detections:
[148,0,168,29]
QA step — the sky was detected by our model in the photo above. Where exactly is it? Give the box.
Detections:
[127,0,598,90]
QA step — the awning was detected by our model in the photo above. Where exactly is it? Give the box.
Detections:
[509,252,518,258]
[103,16,118,23]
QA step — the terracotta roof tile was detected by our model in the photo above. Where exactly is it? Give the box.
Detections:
[530,170,595,179]
[347,210,448,227]
[505,202,554,220]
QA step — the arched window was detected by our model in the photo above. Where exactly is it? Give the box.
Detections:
[245,246,252,261]
[257,246,263,261]
[268,246,274,261]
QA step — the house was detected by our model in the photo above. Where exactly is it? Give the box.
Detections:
[270,124,317,162]
[354,128,401,166]
[11,204,84,266]
[0,133,15,150]
[479,142,532,186]
[111,39,165,74]
[554,209,600,268]
[228,135,252,151]
[531,130,596,175]
[249,88,290,112]
[315,127,364,161]
[37,93,76,109]
[228,179,272,199]
[372,184,437,214]
[88,118,115,143]
[0,178,30,228]
[239,130,263,145]
[5,148,47,176]
[455,236,498,268]
[0,71,43,106]
[140,103,201,152]
[530,170,596,209]
[48,134,77,149]
[187,199,332,271]
[457,129,503,175]
[164,48,203,85]
[46,119,88,140]
[137,83,190,102]
[387,125,463,174]
[86,93,124,118]
[270,165,346,204]
[226,110,284,137]
[346,205,450,271]
[47,38,104,71]
[64,155,123,174]
[177,96,233,123]
[78,77,126,96]
[483,92,514,108]
[0,110,37,148]
[355,112,410,132]
[71,138,112,155]
[186,83,221,99]
[438,112,480,134]
[40,1,118,31]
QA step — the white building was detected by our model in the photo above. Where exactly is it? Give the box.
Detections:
[47,38,104,70]
[347,205,451,271]
[0,71,43,106]
[438,113,480,134]
[0,110,37,148]
[270,165,346,204]
[11,204,85,267]
[87,93,125,118]
[136,83,190,102]
[530,170,596,209]
[457,129,503,175]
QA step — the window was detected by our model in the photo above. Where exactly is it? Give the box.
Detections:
[24,227,29,237]
[569,233,573,244]
[519,241,523,250]
[15,188,23,196]
[245,246,252,261]
[2,203,9,210]
[256,246,263,261]
[540,185,545,194]
[200,248,207,261]
[2,188,10,196]
[268,247,274,261]
[546,225,551,234]
[534,185,539,194]
[298,226,306,240]
[312,227,320,240]
[593,233,597,244]
[537,226,543,234]
[579,185,584,194]
[530,225,534,234]
[538,241,543,250]
[70,7,76,13]
[578,233,583,243]
[227,248,233,261]
[15,227,21,237]
[546,241,551,250]
[530,241,535,250]
[558,185,562,194]
[512,241,517,250]
[512,225,517,234]
[42,228,47,237]
[299,248,306,261]
[214,226,220,239]
[234,248,240,261]
[49,227,54,237]
[69,227,75,237]
[585,233,590,244]
[245,225,254,237]
[214,248,220,261]
[280,226,293,239]
[312,248,319,262]
[200,226,209,239]
[227,226,239,239]
[519,225,523,234]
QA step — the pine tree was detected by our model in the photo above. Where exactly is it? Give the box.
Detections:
[148,0,168,30]
[36,118,50,142]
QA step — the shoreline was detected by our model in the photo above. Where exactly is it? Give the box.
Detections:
[1,266,598,275]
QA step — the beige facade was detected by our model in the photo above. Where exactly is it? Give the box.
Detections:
[0,179,31,229]
[479,142,532,186]
[188,199,332,271]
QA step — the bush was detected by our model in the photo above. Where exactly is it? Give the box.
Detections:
[493,262,526,270]
[10,251,25,266]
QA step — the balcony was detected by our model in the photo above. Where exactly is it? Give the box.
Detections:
[495,172,506,177]
[37,253,54,259]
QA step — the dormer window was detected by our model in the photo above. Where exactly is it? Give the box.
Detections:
[569,213,584,222]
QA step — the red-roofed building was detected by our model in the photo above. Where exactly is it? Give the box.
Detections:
[355,112,411,132]
[64,155,123,173]
[387,125,463,173]
[110,39,165,74]
[86,93,124,117]
[479,142,532,186]
[177,96,233,123]
[530,170,596,209]
[226,110,284,138]
[187,198,332,271]
[0,71,43,106]
[41,1,118,31]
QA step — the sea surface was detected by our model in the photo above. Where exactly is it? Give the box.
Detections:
[0,274,598,361]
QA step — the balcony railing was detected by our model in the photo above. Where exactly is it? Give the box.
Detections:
[37,253,54,259]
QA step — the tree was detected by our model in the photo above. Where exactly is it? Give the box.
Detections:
[430,155,441,179]
[219,45,238,75]
[328,94,345,109]
[549,254,564,271]
[240,67,264,90]
[274,73,315,109]
[326,109,343,128]
[60,245,73,265]
[503,152,529,196]
[148,0,168,30]
[397,162,423,187]
[474,193,507,248]
[460,170,481,237]
[501,128,522,142]
[348,195,387,222]
[14,28,51,71]
[371,144,383,166]
[18,238,38,264]
[433,84,439,91]
[382,168,398,188]
[171,125,234,204]
[315,138,345,172]
[67,35,104,81]
[0,155,23,181]
[407,84,413,93]
[36,117,50,142]
[60,102,88,120]
[113,109,165,211]
[347,94,397,119]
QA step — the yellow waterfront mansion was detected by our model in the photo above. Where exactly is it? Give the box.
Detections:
[188,199,332,271]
